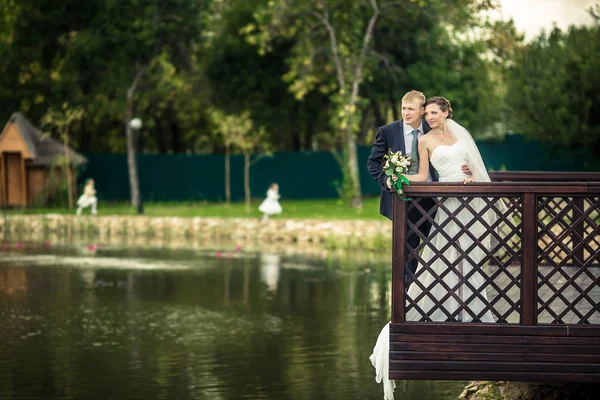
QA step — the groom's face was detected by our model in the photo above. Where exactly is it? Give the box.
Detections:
[402,101,424,127]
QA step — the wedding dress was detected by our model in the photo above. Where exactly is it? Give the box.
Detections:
[370,120,501,400]
[404,140,495,324]
[258,189,282,215]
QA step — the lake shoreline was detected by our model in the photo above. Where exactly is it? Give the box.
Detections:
[0,214,392,253]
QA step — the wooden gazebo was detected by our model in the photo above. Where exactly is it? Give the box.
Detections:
[0,112,87,207]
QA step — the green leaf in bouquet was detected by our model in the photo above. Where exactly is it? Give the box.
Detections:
[384,169,393,176]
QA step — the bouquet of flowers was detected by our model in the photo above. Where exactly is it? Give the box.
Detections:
[383,149,413,201]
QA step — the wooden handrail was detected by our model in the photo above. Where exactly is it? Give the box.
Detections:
[490,171,600,182]
[402,182,600,195]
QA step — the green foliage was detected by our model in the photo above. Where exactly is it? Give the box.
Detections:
[1,0,585,166]
[41,103,85,137]
[209,109,272,156]
[506,18,600,162]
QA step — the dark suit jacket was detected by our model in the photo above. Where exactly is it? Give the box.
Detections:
[367,120,438,220]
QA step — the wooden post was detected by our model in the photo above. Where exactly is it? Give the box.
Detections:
[392,195,408,323]
[20,154,27,207]
[522,192,537,325]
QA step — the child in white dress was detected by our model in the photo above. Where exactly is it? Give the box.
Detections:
[258,183,282,221]
[76,179,98,215]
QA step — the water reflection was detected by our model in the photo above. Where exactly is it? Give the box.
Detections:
[0,247,465,400]
[0,268,28,297]
[260,253,281,293]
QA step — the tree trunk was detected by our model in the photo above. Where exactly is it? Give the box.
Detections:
[317,0,379,209]
[126,68,146,209]
[225,144,231,205]
[125,109,140,208]
[358,106,371,145]
[347,0,379,207]
[244,152,251,213]
[344,124,362,208]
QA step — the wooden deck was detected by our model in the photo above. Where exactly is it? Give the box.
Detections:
[390,175,600,382]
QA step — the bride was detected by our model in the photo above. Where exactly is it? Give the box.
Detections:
[370,96,501,399]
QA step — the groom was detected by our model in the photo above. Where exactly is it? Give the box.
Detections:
[367,90,437,279]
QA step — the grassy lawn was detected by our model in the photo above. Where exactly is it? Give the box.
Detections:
[2,197,386,220]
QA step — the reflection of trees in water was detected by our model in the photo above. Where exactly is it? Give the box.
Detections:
[0,267,28,296]
[0,249,414,399]
[224,262,230,306]
[243,259,250,308]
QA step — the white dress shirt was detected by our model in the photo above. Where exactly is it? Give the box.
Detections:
[403,121,432,182]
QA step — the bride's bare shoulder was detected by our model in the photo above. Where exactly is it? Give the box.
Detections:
[418,134,432,147]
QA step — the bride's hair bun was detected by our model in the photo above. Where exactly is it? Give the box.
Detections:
[425,96,453,119]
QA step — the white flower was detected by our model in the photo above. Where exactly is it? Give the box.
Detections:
[391,155,398,164]
[395,166,401,172]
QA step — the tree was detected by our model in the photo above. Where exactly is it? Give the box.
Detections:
[200,0,332,152]
[211,110,271,212]
[41,103,85,209]
[209,109,237,205]
[506,16,600,163]
[234,121,271,213]
[243,0,504,207]
[243,0,388,208]
[0,0,522,179]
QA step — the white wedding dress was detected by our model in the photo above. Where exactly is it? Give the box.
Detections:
[258,189,282,215]
[405,141,495,323]
[370,139,496,400]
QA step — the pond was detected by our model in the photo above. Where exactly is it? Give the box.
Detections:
[0,244,465,399]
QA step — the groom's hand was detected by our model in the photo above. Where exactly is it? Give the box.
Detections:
[386,175,398,190]
[461,164,472,175]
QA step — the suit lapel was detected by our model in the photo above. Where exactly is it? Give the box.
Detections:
[396,121,406,155]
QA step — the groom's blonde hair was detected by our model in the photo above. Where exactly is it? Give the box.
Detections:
[402,90,426,107]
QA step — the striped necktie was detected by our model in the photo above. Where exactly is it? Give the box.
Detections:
[408,129,419,174]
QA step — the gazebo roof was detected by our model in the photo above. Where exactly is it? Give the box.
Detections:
[0,112,87,166]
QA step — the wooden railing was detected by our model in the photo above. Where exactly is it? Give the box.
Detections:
[491,172,600,267]
[390,178,600,382]
[490,171,600,182]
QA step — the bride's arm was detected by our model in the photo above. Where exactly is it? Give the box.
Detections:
[403,137,430,182]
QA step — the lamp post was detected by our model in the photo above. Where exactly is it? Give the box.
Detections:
[129,118,143,214]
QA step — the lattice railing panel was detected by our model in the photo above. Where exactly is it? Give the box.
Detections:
[404,196,523,324]
[537,196,600,324]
